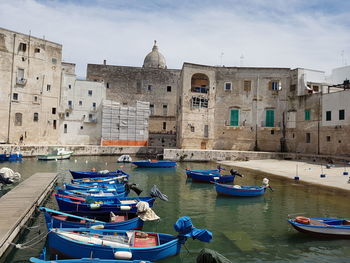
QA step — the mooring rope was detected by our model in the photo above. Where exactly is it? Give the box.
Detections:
[10,230,51,249]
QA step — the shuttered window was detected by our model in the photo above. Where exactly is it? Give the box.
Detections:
[265,109,274,127]
[230,109,239,126]
[305,110,310,121]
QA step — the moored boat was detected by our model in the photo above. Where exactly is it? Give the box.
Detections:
[57,188,128,199]
[63,183,126,193]
[72,176,126,184]
[118,155,132,163]
[132,160,176,168]
[288,216,350,238]
[40,207,144,230]
[30,256,151,263]
[70,169,129,179]
[55,194,156,215]
[38,148,73,161]
[215,183,266,197]
[46,216,212,261]
[0,152,22,162]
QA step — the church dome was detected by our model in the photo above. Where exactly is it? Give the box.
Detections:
[143,41,167,69]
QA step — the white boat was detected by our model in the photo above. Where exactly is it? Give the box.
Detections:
[37,148,73,161]
[117,154,132,163]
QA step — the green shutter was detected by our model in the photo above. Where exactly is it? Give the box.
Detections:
[266,109,274,127]
[230,109,239,126]
[305,110,310,121]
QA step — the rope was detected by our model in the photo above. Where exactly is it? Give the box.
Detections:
[10,230,51,249]
[24,224,41,230]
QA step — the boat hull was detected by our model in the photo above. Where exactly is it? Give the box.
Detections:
[0,153,22,161]
[132,160,176,168]
[30,257,151,263]
[64,183,126,193]
[57,189,128,199]
[38,153,72,161]
[288,218,350,238]
[215,183,266,197]
[48,229,181,261]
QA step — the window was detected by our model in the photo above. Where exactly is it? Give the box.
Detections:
[33,96,38,103]
[271,81,280,91]
[53,120,57,129]
[244,80,251,91]
[224,82,232,91]
[52,58,57,64]
[17,68,24,79]
[305,110,310,121]
[68,84,72,89]
[80,126,84,130]
[271,130,275,135]
[148,85,152,91]
[66,112,69,117]
[13,93,19,101]
[68,100,72,108]
[191,97,208,108]
[265,109,275,127]
[191,73,209,93]
[167,86,172,92]
[47,84,51,91]
[230,109,239,126]
[306,133,311,143]
[122,102,127,106]
[326,111,331,121]
[88,90,92,96]
[190,125,195,132]
[150,104,154,115]
[92,102,96,109]
[163,104,168,116]
[64,124,67,134]
[163,122,166,130]
[52,108,56,114]
[88,114,93,120]
[34,48,40,53]
[33,113,39,122]
[137,82,141,93]
[19,42,27,52]
[15,113,22,126]
[339,109,345,120]
[204,125,209,138]
[326,136,331,142]
[106,83,110,89]
[79,101,82,106]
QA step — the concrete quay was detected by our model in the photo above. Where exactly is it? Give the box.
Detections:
[218,159,350,193]
[0,172,58,259]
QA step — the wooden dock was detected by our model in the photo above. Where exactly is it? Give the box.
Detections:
[0,172,58,258]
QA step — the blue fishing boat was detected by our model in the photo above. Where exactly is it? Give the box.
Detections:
[215,183,267,197]
[47,217,212,261]
[185,169,220,175]
[57,188,128,199]
[187,172,234,183]
[55,194,155,214]
[288,217,350,238]
[64,183,126,193]
[30,258,151,263]
[40,207,143,230]
[132,160,176,168]
[70,170,129,179]
[0,152,22,162]
[72,176,125,184]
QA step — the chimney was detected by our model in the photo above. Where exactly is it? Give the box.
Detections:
[103,59,106,65]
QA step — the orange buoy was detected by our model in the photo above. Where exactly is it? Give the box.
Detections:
[295,216,310,224]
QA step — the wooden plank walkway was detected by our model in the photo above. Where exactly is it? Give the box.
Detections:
[0,172,58,258]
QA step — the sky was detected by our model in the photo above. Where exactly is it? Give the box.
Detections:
[0,0,349,77]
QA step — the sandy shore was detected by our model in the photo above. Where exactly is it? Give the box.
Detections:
[218,159,350,192]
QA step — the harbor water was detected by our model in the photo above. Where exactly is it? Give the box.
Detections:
[2,156,350,263]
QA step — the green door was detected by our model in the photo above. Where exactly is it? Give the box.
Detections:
[266,109,274,127]
[230,109,239,126]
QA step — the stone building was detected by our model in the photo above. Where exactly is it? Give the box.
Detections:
[59,62,106,145]
[86,41,180,147]
[0,27,62,144]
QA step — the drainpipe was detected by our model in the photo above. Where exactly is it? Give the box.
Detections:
[7,33,16,144]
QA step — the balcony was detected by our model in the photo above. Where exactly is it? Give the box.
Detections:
[16,77,27,85]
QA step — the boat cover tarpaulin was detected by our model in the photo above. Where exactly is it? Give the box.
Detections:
[196,248,232,263]
[174,216,212,243]
[136,201,160,221]
[149,185,168,201]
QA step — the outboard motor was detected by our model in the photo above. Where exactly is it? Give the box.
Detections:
[230,169,243,177]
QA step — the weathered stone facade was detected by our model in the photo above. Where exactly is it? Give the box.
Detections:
[0,27,62,144]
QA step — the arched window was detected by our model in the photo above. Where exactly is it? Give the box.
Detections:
[33,112,39,122]
[15,113,22,126]
[191,73,209,93]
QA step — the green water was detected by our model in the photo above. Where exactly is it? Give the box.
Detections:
[2,156,350,263]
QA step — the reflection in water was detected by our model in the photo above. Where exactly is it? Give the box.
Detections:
[2,157,350,263]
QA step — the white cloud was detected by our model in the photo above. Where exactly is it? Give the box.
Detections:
[0,0,349,77]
